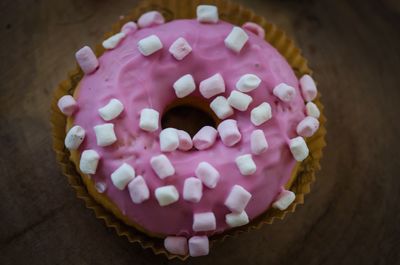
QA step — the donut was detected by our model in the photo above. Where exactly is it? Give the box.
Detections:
[60,5,320,257]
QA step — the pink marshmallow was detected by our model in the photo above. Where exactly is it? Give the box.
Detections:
[217,119,241,147]
[296,116,319,137]
[57,95,78,116]
[199,73,225,99]
[273,83,296,102]
[75,46,99,74]
[195,162,220,189]
[150,154,175,179]
[225,185,252,213]
[128,176,150,204]
[183,177,203,203]
[242,22,265,39]
[188,236,209,257]
[250,129,268,155]
[177,130,193,151]
[169,37,192,60]
[121,21,138,34]
[192,126,217,150]
[164,236,188,256]
[193,212,216,232]
[137,11,165,28]
[300,74,317,102]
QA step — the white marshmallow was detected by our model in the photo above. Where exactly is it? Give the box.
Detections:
[250,129,268,155]
[228,90,253,111]
[199,73,225,99]
[150,154,175,179]
[300,74,317,102]
[93,123,117,147]
[235,154,256,176]
[224,185,252,213]
[273,83,296,102]
[193,212,216,232]
[250,102,272,126]
[65,125,85,150]
[155,185,179,206]
[121,21,137,34]
[111,163,135,190]
[95,182,107,193]
[139,108,159,132]
[137,35,163,56]
[164,237,188,256]
[57,95,78,116]
[196,5,219,23]
[128,176,150,204]
[210,96,233,119]
[79,150,100,174]
[236,74,261,92]
[195,162,220,189]
[272,190,296,210]
[217,119,241,147]
[173,74,196,98]
[159,128,179,152]
[289,136,309,161]
[177,130,193,151]
[169,37,192,60]
[306,102,320,118]
[75,46,99,74]
[224,26,249,53]
[102,32,126,50]
[225,211,249,227]
[98,99,124,121]
[183,177,203,203]
[138,11,165,28]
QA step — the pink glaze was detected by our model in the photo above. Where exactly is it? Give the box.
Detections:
[73,19,306,237]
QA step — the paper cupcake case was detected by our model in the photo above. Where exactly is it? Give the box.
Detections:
[51,0,327,260]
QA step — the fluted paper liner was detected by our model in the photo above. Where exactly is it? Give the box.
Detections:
[51,0,327,260]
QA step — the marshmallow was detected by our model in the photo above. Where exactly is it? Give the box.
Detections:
[121,21,137,34]
[242,22,265,39]
[155,185,179,206]
[159,128,179,152]
[228,90,253,111]
[137,35,163,56]
[210,96,234,120]
[305,102,320,118]
[235,154,257,176]
[196,5,218,23]
[289,136,309,161]
[139,108,159,132]
[98,98,124,121]
[169,37,192,60]
[128,175,150,204]
[111,163,135,190]
[199,73,225,99]
[150,154,175,179]
[250,129,268,155]
[79,150,100,174]
[173,74,196,98]
[177,130,193,151]
[93,123,117,147]
[138,11,165,28]
[183,177,203,203]
[102,32,126,50]
[224,185,252,213]
[273,83,296,102]
[225,211,249,227]
[193,212,216,232]
[75,46,99,74]
[188,236,209,257]
[224,26,249,53]
[300,74,317,102]
[95,182,107,193]
[250,102,272,126]
[195,162,220,189]
[236,74,261,92]
[164,237,188,256]
[65,125,85,150]
[57,95,78,116]
[192,126,217,150]
[296,116,319,137]
[272,190,296,210]
[217,119,241,147]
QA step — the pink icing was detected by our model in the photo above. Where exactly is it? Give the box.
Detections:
[73,19,305,237]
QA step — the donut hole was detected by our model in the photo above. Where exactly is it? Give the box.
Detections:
[161,97,218,137]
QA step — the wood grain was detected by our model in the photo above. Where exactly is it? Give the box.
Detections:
[1,0,399,264]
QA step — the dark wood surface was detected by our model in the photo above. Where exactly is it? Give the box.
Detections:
[1,0,400,264]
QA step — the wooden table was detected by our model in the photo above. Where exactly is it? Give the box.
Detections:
[1,0,400,264]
